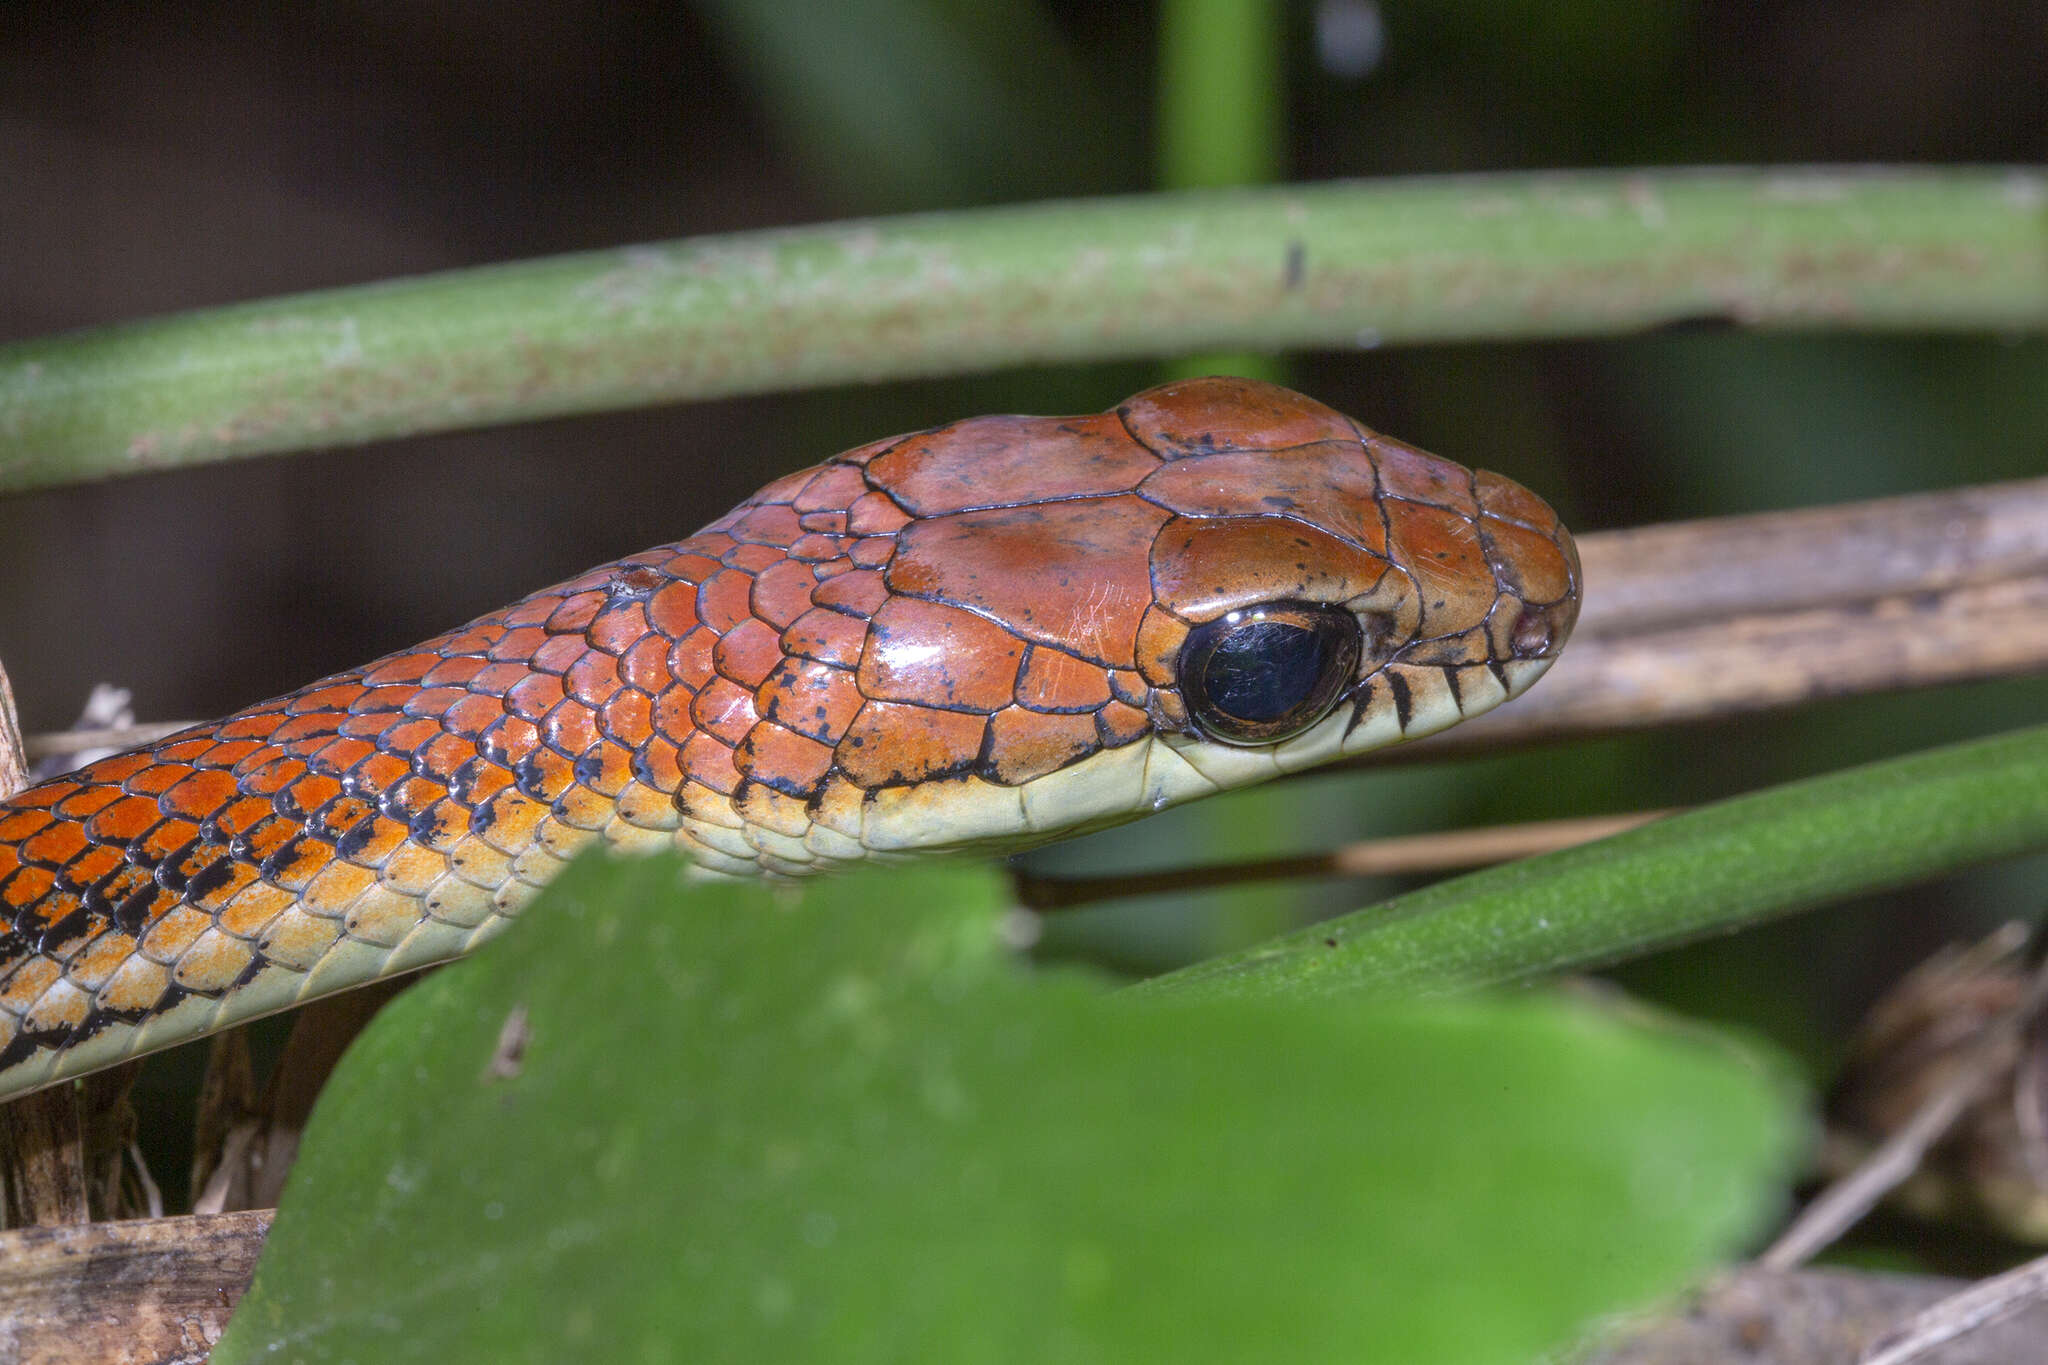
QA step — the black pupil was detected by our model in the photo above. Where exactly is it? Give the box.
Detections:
[1202,620,1327,722]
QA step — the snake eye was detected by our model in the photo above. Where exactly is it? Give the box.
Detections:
[1178,602,1365,746]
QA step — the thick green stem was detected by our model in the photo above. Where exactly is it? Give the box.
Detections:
[1135,722,2048,1003]
[1,168,2042,493]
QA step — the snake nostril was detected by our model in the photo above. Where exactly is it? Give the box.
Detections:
[1509,605,1555,659]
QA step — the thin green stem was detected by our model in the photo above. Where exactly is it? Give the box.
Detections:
[1,168,2042,493]
[1134,722,2048,1003]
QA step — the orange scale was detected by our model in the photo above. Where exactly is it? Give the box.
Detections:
[0,958,61,1014]
[186,860,257,913]
[217,713,284,742]
[849,536,896,568]
[848,491,911,535]
[137,818,200,863]
[1385,502,1494,633]
[636,733,685,791]
[1474,468,1563,531]
[661,551,724,582]
[154,737,215,765]
[194,738,266,769]
[544,590,606,635]
[0,807,55,842]
[472,789,550,857]
[541,699,600,756]
[454,762,515,808]
[337,712,392,741]
[812,560,855,580]
[361,652,441,687]
[837,702,986,788]
[266,714,343,748]
[696,569,754,634]
[172,933,258,995]
[797,511,849,535]
[758,658,865,744]
[120,762,192,797]
[1134,604,1189,688]
[234,814,298,864]
[441,692,506,738]
[416,733,477,782]
[646,581,700,638]
[505,670,567,721]
[750,558,818,628]
[470,660,536,694]
[478,715,543,768]
[1119,376,1359,457]
[576,741,634,798]
[564,651,622,706]
[400,685,476,719]
[208,796,274,838]
[299,859,379,918]
[531,632,588,676]
[1151,516,1389,621]
[500,595,558,628]
[858,597,1023,714]
[282,774,344,820]
[310,736,377,774]
[139,905,214,964]
[600,688,655,746]
[618,635,671,692]
[238,755,307,796]
[732,505,803,546]
[690,677,757,746]
[53,786,123,821]
[377,715,444,754]
[1480,515,1576,605]
[157,769,232,822]
[263,839,336,894]
[311,795,376,837]
[389,775,449,817]
[414,799,473,851]
[734,723,835,797]
[85,794,167,846]
[668,628,716,690]
[1375,435,1480,515]
[679,730,741,795]
[712,618,784,690]
[94,754,160,788]
[62,845,124,889]
[725,543,785,574]
[781,607,867,667]
[812,568,889,616]
[1,864,55,909]
[487,626,549,662]
[348,750,412,793]
[985,707,1101,785]
[749,466,817,506]
[62,930,140,992]
[286,683,366,716]
[1017,647,1114,712]
[1108,669,1149,708]
[216,881,300,939]
[789,532,850,563]
[792,464,867,513]
[421,655,489,687]
[345,684,416,716]
[20,820,89,867]
[830,433,908,468]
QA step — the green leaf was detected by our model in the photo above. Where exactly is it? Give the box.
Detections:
[214,851,1799,1365]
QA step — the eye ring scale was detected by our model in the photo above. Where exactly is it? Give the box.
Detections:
[1176,601,1368,746]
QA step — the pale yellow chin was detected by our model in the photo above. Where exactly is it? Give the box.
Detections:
[666,652,1562,879]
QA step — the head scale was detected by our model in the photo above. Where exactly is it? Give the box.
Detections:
[675,376,1579,874]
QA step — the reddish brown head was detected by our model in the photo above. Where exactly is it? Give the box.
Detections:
[672,375,1580,866]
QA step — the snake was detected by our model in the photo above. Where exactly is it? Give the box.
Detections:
[0,378,1579,1099]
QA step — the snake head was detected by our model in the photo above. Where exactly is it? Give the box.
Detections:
[687,375,1579,868]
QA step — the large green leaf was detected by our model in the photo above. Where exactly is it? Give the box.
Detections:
[215,852,1798,1364]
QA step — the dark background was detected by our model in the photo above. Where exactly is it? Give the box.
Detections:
[2,1,2045,1091]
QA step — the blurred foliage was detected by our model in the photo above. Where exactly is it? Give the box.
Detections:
[216,852,1802,1364]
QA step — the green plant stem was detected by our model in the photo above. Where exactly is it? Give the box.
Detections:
[1,168,2042,493]
[1135,721,2048,1003]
